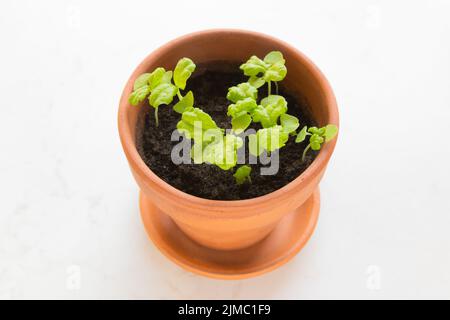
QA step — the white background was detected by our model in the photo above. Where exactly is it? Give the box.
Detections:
[1,0,449,299]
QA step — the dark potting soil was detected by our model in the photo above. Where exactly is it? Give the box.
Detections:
[136,62,317,200]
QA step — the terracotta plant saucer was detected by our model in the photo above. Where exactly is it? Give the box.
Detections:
[139,189,320,280]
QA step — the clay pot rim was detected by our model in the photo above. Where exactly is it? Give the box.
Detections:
[118,28,339,210]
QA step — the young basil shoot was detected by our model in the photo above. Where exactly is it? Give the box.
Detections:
[129,58,196,126]
[240,51,287,96]
[233,165,252,185]
[296,124,338,161]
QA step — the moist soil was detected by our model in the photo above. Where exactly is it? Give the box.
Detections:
[136,62,317,200]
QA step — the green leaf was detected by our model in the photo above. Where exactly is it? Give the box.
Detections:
[308,126,327,136]
[148,68,173,90]
[280,114,299,134]
[250,126,289,156]
[174,58,196,90]
[190,142,204,164]
[249,133,263,157]
[233,165,252,185]
[129,85,150,106]
[254,95,288,128]
[176,119,194,140]
[251,105,271,128]
[227,97,258,119]
[248,76,265,88]
[240,55,269,76]
[324,124,338,142]
[173,91,194,114]
[260,95,287,111]
[160,70,173,84]
[133,73,152,90]
[182,107,218,130]
[176,107,220,143]
[258,125,289,152]
[264,51,285,65]
[308,127,319,135]
[310,134,324,150]
[227,83,258,103]
[231,114,252,134]
[264,62,287,82]
[295,126,308,143]
[202,134,243,170]
[148,83,177,109]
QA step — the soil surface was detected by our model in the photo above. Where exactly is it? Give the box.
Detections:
[136,62,317,200]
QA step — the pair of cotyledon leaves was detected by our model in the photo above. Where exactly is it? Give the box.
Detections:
[240,51,287,89]
[296,124,338,161]
[129,58,196,110]
[176,107,243,170]
[295,125,338,150]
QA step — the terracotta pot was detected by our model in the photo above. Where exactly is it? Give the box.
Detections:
[118,29,339,251]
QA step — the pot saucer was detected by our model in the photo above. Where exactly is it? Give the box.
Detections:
[139,189,320,280]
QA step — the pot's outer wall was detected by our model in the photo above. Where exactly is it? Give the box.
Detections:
[118,29,339,250]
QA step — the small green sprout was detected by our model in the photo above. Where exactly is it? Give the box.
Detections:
[296,124,338,161]
[233,165,252,185]
[240,51,287,95]
[129,58,196,126]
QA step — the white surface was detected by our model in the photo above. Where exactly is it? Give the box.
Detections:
[1,0,449,299]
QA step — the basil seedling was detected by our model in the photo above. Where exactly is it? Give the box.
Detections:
[129,58,196,126]
[233,165,252,185]
[296,124,338,161]
[241,51,287,95]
